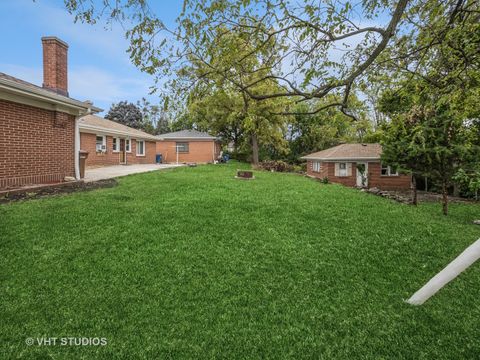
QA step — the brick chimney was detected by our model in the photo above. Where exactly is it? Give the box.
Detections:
[41,36,69,96]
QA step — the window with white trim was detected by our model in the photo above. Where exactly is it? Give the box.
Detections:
[381,164,398,176]
[338,162,347,177]
[96,135,106,152]
[136,140,145,156]
[112,137,120,152]
[125,139,131,152]
[312,161,321,172]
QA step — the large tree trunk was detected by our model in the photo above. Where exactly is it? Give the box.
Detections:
[442,180,449,216]
[412,175,418,206]
[251,133,259,165]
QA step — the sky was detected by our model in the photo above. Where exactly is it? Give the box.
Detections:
[0,0,183,114]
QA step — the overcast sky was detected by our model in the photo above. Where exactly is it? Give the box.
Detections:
[0,0,183,114]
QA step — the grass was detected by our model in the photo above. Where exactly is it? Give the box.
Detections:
[1,162,480,359]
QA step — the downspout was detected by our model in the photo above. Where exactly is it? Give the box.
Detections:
[74,114,80,180]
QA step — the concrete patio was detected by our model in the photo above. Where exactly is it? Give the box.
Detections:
[84,164,183,182]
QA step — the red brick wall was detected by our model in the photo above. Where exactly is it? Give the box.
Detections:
[306,161,356,187]
[0,99,75,189]
[80,132,156,167]
[306,160,411,190]
[367,162,412,190]
[134,141,156,164]
[156,140,219,163]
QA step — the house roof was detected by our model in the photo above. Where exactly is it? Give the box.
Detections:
[0,72,102,114]
[301,143,382,161]
[79,114,158,141]
[156,129,218,141]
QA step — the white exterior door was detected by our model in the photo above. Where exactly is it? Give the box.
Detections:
[356,162,368,187]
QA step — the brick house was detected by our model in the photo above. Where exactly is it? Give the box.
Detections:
[0,37,101,190]
[302,143,412,190]
[79,115,158,167]
[156,130,221,164]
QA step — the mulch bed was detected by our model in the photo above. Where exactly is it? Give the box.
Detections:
[0,179,117,204]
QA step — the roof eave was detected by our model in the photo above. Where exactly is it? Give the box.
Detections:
[157,136,218,141]
[301,156,381,161]
[79,123,157,141]
[0,77,102,114]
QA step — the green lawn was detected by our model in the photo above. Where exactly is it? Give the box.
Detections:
[1,163,480,359]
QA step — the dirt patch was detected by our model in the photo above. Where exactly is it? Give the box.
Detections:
[0,179,117,204]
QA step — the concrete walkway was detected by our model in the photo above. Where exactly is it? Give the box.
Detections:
[84,164,183,182]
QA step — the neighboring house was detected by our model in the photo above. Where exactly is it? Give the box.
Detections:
[302,143,412,190]
[0,37,101,190]
[156,130,221,164]
[79,115,158,167]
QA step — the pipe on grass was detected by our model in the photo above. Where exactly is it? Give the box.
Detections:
[407,238,480,305]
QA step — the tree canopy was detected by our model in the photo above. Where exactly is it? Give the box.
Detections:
[63,0,478,117]
[105,101,144,129]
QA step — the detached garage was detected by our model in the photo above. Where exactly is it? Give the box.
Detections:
[156,130,221,164]
[302,143,412,190]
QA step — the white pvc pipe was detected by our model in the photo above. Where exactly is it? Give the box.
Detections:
[407,238,480,305]
[74,115,80,180]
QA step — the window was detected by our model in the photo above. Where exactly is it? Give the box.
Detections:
[338,162,347,177]
[112,137,120,152]
[312,161,321,172]
[125,139,131,152]
[381,164,398,176]
[96,135,106,152]
[176,142,189,153]
[136,140,145,156]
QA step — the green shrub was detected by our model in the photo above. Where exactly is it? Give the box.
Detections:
[258,160,294,172]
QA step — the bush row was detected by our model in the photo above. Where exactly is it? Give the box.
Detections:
[257,160,306,173]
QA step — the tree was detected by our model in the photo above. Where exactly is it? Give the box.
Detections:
[136,97,170,134]
[379,76,480,215]
[453,168,480,200]
[60,0,477,121]
[105,101,144,130]
[287,96,371,163]
[168,27,291,164]
[154,113,171,135]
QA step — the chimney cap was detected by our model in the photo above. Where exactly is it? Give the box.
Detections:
[41,36,69,48]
